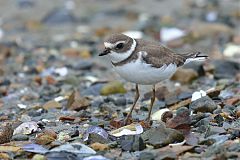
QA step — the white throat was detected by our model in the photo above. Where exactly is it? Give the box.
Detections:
[108,39,137,63]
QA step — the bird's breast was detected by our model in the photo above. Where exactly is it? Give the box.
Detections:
[113,59,177,85]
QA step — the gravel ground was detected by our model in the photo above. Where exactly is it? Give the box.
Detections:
[0,0,239,159]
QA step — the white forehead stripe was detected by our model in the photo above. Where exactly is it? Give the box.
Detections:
[104,42,115,48]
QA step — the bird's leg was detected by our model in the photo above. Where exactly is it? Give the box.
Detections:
[146,85,155,122]
[124,84,140,125]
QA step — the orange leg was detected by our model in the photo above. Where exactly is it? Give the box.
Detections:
[124,84,139,125]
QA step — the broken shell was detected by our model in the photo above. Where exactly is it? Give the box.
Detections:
[151,108,173,122]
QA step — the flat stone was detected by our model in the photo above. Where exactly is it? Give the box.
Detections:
[141,124,184,148]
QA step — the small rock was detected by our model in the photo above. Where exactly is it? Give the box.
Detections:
[83,126,109,144]
[106,95,127,106]
[87,133,110,144]
[235,106,240,118]
[62,48,91,59]
[205,126,226,137]
[50,143,96,155]
[90,142,109,151]
[13,121,39,135]
[171,68,198,84]
[66,91,91,111]
[165,95,179,106]
[178,92,192,100]
[141,124,184,148]
[151,108,173,122]
[35,134,56,145]
[183,61,205,76]
[32,154,46,160]
[119,135,146,151]
[43,100,62,110]
[57,132,71,142]
[212,60,240,79]
[81,83,104,96]
[83,155,110,160]
[46,151,77,160]
[71,60,93,70]
[166,107,191,129]
[12,134,29,141]
[139,152,155,160]
[200,134,229,145]
[223,44,240,57]
[100,81,127,96]
[190,96,217,113]
[0,124,13,144]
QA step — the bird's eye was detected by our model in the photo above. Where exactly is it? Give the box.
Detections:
[115,43,124,50]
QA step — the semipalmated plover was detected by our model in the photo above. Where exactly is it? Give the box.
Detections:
[99,33,208,124]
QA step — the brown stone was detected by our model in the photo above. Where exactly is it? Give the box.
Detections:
[171,68,198,84]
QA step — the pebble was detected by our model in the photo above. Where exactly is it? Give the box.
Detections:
[139,151,155,160]
[106,95,127,106]
[12,134,29,141]
[212,60,240,79]
[90,142,109,151]
[119,135,146,151]
[171,68,198,84]
[141,124,184,148]
[190,96,217,113]
[100,81,127,96]
[43,100,62,110]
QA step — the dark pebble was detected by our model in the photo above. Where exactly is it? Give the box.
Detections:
[178,92,192,100]
[141,124,184,148]
[190,96,217,113]
[165,95,179,106]
[119,135,146,151]
[139,152,155,160]
[183,62,205,76]
[212,60,240,79]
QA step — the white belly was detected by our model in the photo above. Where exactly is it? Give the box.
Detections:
[113,60,177,85]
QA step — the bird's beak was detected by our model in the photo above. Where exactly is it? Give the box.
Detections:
[99,48,111,56]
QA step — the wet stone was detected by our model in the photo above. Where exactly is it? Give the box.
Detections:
[190,96,217,113]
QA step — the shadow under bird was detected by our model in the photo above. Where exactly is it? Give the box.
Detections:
[99,33,208,125]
